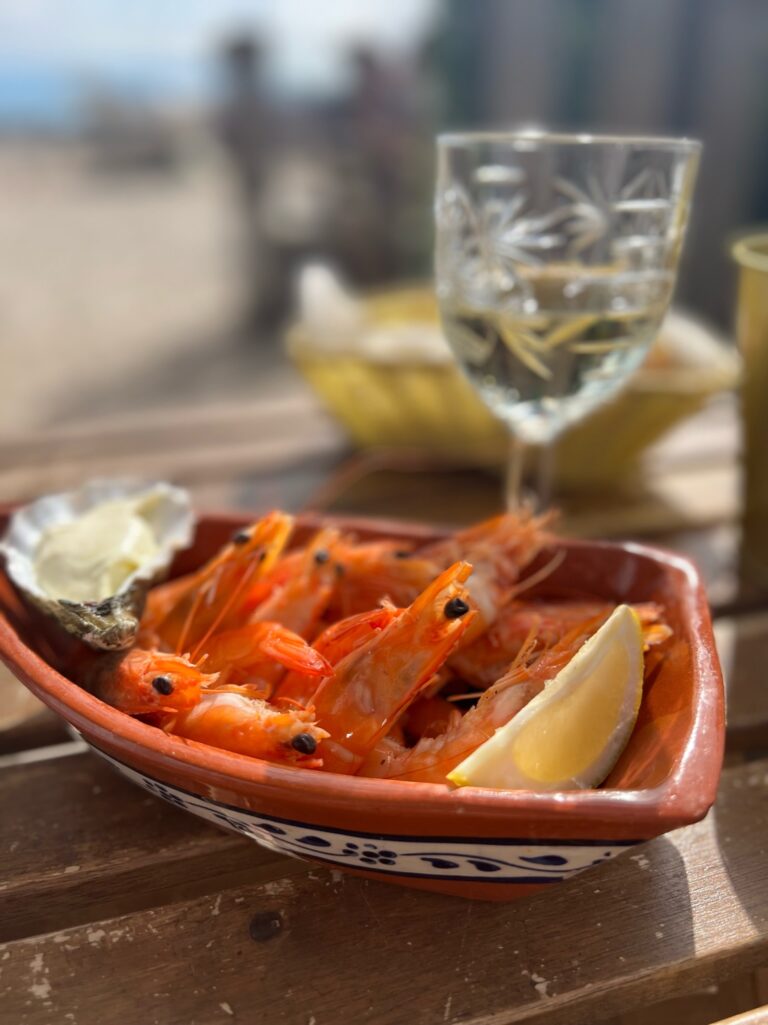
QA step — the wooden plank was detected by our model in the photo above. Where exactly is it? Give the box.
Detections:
[0,738,86,770]
[716,612,768,752]
[1,757,767,1025]
[0,386,737,526]
[656,525,752,615]
[0,432,345,506]
[0,708,71,758]
[0,752,288,943]
[614,974,758,1025]
[0,661,62,755]
[709,1007,768,1025]
[0,393,331,466]
[0,390,346,505]
[305,455,739,540]
[561,460,739,539]
[756,968,768,1004]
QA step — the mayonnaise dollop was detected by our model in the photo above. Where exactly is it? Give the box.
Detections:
[34,498,160,603]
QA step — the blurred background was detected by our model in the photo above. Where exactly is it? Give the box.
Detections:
[1,0,765,443]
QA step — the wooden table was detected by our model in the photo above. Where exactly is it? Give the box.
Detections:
[1,390,767,1025]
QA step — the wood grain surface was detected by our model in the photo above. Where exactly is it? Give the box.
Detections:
[0,753,271,944]
[715,613,768,751]
[607,975,762,1025]
[1,756,767,1025]
[709,1007,768,1025]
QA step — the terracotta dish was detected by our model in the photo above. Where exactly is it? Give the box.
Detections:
[0,509,724,901]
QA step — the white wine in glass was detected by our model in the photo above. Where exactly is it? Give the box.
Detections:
[435,131,701,509]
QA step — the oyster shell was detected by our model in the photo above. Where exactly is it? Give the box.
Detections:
[0,479,194,650]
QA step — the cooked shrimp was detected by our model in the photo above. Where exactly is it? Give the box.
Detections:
[450,599,672,688]
[275,605,401,706]
[312,561,477,774]
[241,527,344,612]
[420,510,554,637]
[359,615,607,782]
[401,694,462,742]
[329,510,552,636]
[197,621,331,696]
[141,510,293,651]
[327,540,437,619]
[165,691,328,765]
[121,507,673,781]
[92,649,219,716]
[96,621,327,712]
[249,528,342,640]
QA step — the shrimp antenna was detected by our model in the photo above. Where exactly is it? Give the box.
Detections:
[511,623,540,670]
[507,548,566,600]
[175,575,209,656]
[190,556,261,663]
[273,695,308,711]
[487,622,540,693]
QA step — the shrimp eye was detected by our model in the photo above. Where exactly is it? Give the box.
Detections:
[394,550,410,559]
[232,529,251,545]
[444,597,470,620]
[313,549,330,565]
[151,675,175,696]
[290,733,317,755]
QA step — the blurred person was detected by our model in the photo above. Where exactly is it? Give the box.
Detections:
[332,45,426,285]
[215,34,270,211]
[214,33,346,334]
[213,33,280,333]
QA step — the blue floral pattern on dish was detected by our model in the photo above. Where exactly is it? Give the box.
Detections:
[96,749,637,883]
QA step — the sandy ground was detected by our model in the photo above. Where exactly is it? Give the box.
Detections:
[0,139,301,438]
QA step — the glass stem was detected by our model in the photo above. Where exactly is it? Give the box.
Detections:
[533,440,556,512]
[505,431,526,512]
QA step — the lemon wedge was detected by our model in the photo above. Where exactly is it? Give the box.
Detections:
[447,604,644,791]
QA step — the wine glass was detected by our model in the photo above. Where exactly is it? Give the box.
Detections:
[435,130,701,510]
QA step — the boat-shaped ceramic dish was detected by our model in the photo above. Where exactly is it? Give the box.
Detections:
[0,508,725,901]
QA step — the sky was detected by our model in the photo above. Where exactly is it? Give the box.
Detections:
[0,0,438,125]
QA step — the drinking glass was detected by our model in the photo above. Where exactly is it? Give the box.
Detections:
[435,130,700,509]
